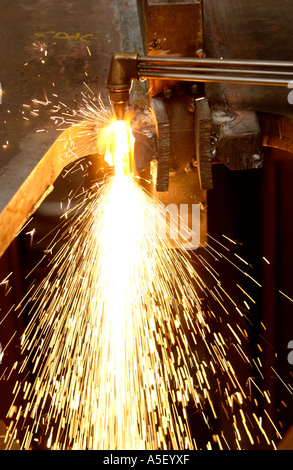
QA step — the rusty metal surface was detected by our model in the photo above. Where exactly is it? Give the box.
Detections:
[146,1,203,56]
[136,0,207,245]
[156,167,207,248]
[195,97,213,189]
[151,87,207,246]
[139,0,204,97]
[0,0,143,257]
[203,0,293,119]
[0,0,121,168]
[212,109,263,171]
[150,96,171,191]
[0,122,98,259]
[260,113,293,153]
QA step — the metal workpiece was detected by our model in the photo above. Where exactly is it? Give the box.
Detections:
[0,122,99,259]
[0,0,132,259]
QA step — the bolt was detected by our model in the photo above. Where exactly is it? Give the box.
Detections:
[252,153,262,161]
[188,98,196,113]
[163,88,173,99]
[196,49,206,58]
[252,154,263,168]
[191,83,199,94]
[210,133,218,146]
[184,162,193,173]
[191,157,197,168]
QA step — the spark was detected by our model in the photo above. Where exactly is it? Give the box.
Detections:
[222,234,237,245]
[237,284,257,304]
[1,99,286,451]
[271,368,293,395]
[234,253,249,266]
[279,290,293,303]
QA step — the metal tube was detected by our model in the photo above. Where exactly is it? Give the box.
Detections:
[138,70,291,86]
[139,64,293,78]
[138,55,293,69]
[137,56,293,87]
[106,52,293,120]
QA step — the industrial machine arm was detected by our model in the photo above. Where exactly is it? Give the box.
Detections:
[107,52,293,121]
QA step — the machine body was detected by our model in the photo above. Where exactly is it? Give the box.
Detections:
[107,53,293,123]
[106,52,293,190]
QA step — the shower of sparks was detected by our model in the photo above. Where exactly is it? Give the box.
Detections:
[0,98,287,451]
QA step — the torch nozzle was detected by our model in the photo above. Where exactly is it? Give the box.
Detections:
[113,102,126,121]
[106,52,139,121]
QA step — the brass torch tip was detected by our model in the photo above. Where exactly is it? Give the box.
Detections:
[114,102,126,121]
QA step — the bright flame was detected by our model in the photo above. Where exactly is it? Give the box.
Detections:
[99,119,135,176]
[90,176,160,449]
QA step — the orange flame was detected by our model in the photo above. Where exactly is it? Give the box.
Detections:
[99,119,135,177]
